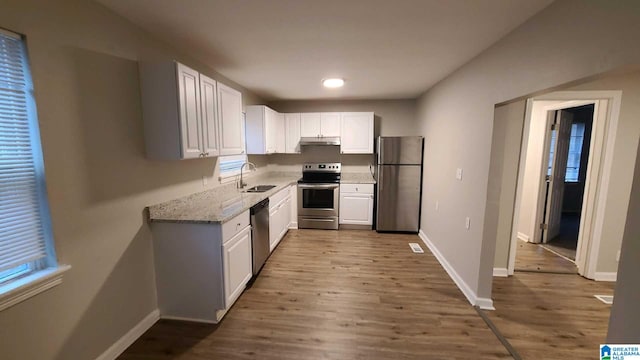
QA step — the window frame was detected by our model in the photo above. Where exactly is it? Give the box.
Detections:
[0,28,69,312]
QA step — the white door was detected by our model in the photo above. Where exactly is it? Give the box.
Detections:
[278,197,291,240]
[223,226,252,308]
[543,110,573,243]
[320,113,341,137]
[285,113,301,153]
[275,112,286,153]
[217,82,245,155]
[268,205,280,252]
[199,74,219,157]
[300,113,321,137]
[176,63,203,159]
[341,112,374,154]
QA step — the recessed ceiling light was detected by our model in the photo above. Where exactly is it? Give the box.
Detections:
[322,78,344,88]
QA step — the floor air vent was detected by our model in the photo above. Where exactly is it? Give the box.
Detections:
[594,295,614,305]
[409,243,424,254]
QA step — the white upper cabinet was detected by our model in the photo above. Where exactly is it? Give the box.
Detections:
[320,113,341,137]
[176,64,203,159]
[285,113,301,153]
[340,112,374,154]
[246,105,285,154]
[300,112,341,137]
[200,74,220,157]
[300,113,321,137]
[275,112,286,153]
[139,61,244,159]
[217,82,245,156]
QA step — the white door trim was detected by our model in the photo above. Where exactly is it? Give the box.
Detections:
[507,91,622,279]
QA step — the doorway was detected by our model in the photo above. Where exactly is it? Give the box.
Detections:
[507,91,622,279]
[540,105,594,262]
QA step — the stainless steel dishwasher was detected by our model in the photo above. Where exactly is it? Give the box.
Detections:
[250,198,270,275]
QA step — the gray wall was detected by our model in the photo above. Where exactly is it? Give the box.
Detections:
[417,0,640,300]
[0,1,264,359]
[486,100,526,270]
[607,141,640,342]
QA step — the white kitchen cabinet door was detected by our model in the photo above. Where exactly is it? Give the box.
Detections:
[176,63,203,159]
[320,113,341,137]
[339,193,374,225]
[300,113,321,137]
[285,113,301,153]
[341,112,374,154]
[265,107,277,154]
[269,205,280,252]
[217,82,245,156]
[223,226,252,308]
[276,112,286,153]
[199,74,220,157]
[279,197,291,240]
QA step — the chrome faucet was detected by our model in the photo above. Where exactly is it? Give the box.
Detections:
[238,161,257,189]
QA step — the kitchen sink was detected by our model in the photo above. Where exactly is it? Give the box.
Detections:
[244,185,277,193]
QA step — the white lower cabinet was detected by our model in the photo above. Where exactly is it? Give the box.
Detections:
[223,226,252,308]
[152,210,252,323]
[269,186,292,251]
[339,184,374,227]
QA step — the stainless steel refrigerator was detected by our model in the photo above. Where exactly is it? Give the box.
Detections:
[376,136,424,232]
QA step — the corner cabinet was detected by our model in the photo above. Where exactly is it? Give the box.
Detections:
[139,61,244,160]
[152,211,252,323]
[245,105,284,155]
[339,183,374,228]
[340,112,374,154]
[285,113,301,153]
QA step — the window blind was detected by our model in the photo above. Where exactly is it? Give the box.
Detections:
[219,154,248,178]
[0,29,48,273]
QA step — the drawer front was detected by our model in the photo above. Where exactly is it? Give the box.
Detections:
[222,210,250,244]
[269,186,290,209]
[340,183,374,194]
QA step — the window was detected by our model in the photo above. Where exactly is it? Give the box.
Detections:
[0,28,67,310]
[565,122,585,182]
[547,121,586,182]
[218,154,248,181]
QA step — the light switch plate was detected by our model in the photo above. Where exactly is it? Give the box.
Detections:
[456,168,463,181]
[465,217,470,230]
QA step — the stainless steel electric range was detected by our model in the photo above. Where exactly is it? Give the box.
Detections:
[297,163,341,230]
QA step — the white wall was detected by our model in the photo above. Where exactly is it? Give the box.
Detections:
[0,1,264,359]
[417,0,640,301]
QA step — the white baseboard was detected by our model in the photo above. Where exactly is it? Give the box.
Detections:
[493,268,509,277]
[95,309,159,360]
[288,221,298,229]
[418,230,494,310]
[594,272,617,282]
[517,232,529,242]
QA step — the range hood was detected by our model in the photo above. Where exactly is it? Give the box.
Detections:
[299,136,341,146]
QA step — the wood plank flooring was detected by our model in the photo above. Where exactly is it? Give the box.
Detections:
[489,271,615,359]
[119,230,511,359]
[514,240,577,273]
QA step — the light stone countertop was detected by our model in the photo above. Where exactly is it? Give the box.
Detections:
[341,172,377,184]
[147,173,300,224]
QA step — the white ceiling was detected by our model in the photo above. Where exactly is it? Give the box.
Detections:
[98,0,553,101]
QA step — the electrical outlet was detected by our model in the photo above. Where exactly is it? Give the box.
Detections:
[435,200,439,211]
[456,168,463,181]
[616,250,621,262]
[465,217,470,230]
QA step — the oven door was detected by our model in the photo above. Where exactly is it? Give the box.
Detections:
[297,183,339,217]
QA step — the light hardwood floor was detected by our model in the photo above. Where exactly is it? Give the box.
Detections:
[490,271,615,359]
[514,240,577,273]
[119,230,511,359]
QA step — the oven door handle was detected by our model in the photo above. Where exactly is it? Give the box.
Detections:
[298,184,339,189]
